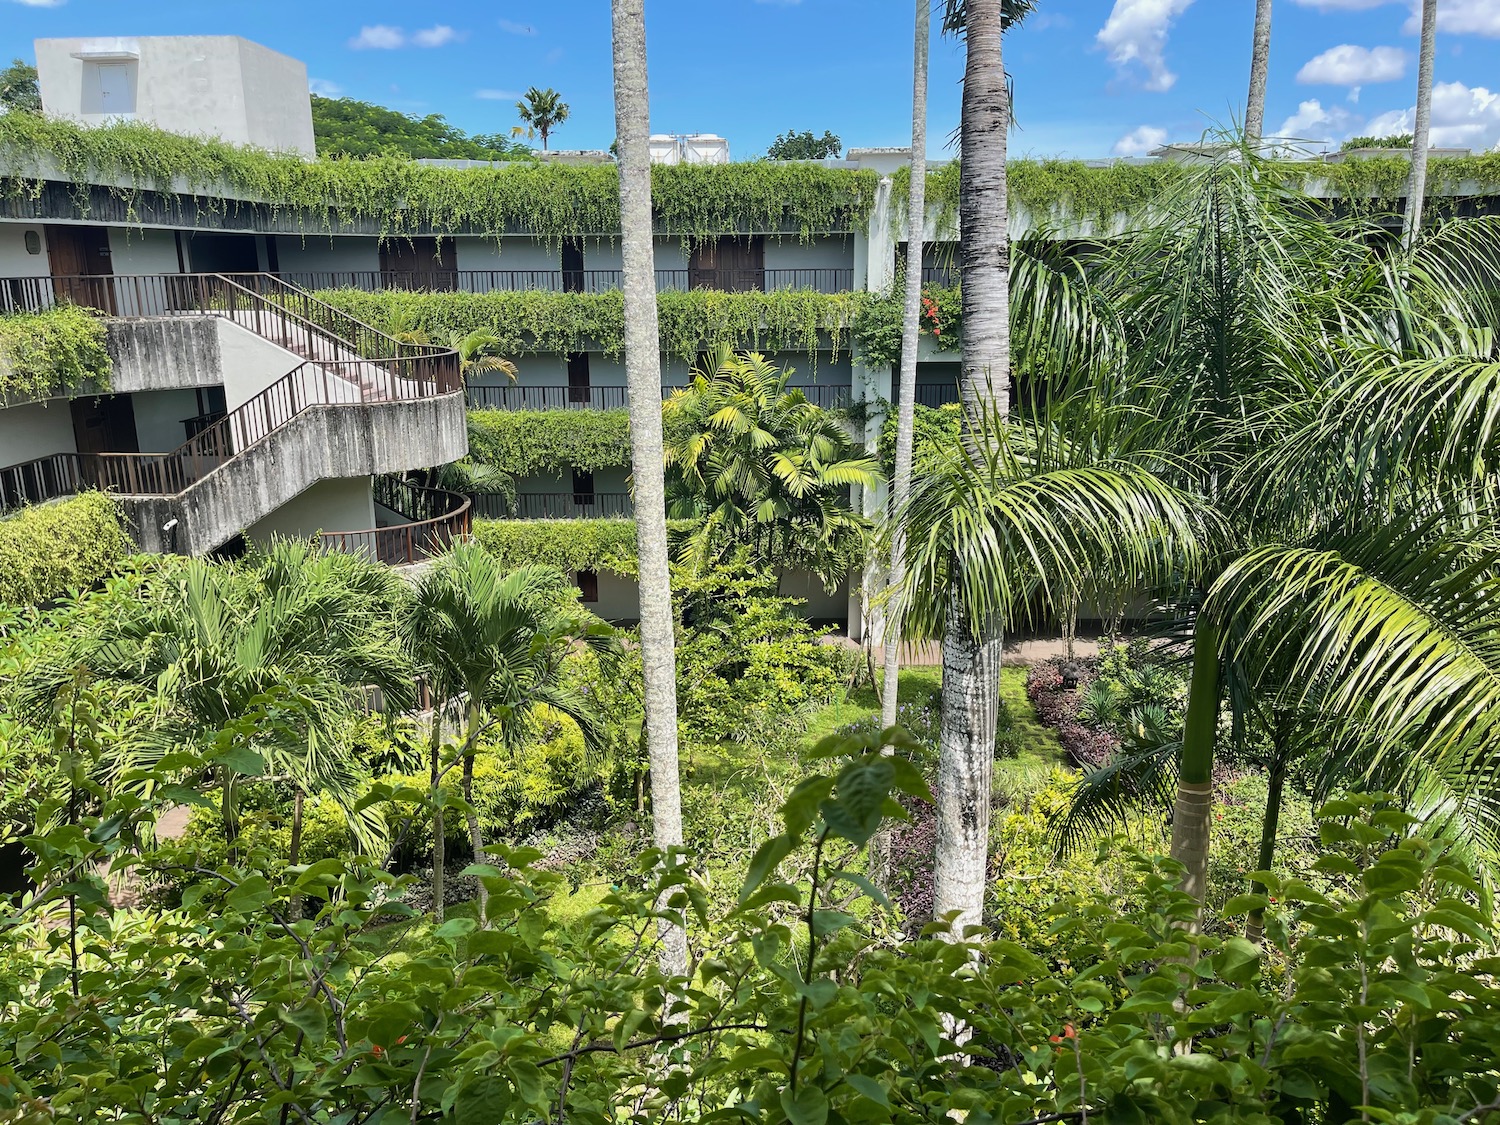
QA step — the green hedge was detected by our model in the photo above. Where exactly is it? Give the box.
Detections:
[314,287,864,363]
[471,518,643,576]
[0,304,111,401]
[467,409,632,477]
[0,492,130,606]
[0,115,878,245]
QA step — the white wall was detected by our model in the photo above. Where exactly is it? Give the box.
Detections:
[129,388,200,452]
[214,318,309,410]
[0,401,76,465]
[764,236,853,273]
[588,570,639,623]
[454,236,559,276]
[106,228,182,315]
[36,36,315,156]
[0,225,51,279]
[272,237,381,285]
[245,476,376,546]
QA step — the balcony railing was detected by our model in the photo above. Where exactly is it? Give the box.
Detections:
[274,267,857,296]
[467,383,853,412]
[921,266,960,287]
[321,478,472,565]
[471,492,636,520]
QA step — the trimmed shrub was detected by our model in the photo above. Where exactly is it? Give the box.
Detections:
[0,492,130,606]
[0,304,111,401]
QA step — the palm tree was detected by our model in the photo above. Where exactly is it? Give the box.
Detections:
[1244,0,1273,146]
[449,330,518,382]
[1405,0,1438,247]
[45,542,412,858]
[927,0,1034,937]
[879,0,933,735]
[515,87,570,151]
[664,346,880,591]
[611,0,689,980]
[403,545,613,924]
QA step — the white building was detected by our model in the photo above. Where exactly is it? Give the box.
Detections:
[34,35,316,157]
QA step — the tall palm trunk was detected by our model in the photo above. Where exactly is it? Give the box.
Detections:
[1404,0,1437,248]
[429,708,445,923]
[1245,716,1290,946]
[611,0,688,979]
[1244,0,1273,145]
[463,701,489,927]
[933,0,1010,936]
[873,0,932,889]
[1168,619,1220,930]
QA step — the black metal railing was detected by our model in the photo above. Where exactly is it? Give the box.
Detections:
[471,492,635,520]
[467,383,853,412]
[323,478,472,565]
[273,267,856,296]
[921,266,960,287]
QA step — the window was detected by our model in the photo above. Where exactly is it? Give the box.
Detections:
[575,570,600,603]
[82,60,137,117]
[571,469,596,507]
[567,352,591,405]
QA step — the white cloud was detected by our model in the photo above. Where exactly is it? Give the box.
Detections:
[5,0,67,6]
[1297,44,1406,85]
[1404,0,1500,37]
[1276,97,1359,142]
[1364,81,1500,150]
[497,19,536,35]
[349,25,405,50]
[308,78,343,96]
[412,25,460,47]
[1112,125,1169,156]
[475,89,521,101]
[1096,0,1196,93]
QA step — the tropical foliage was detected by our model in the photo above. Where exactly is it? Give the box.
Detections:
[0,304,111,401]
[310,95,532,160]
[0,492,129,607]
[664,347,878,588]
[471,517,644,576]
[0,59,38,115]
[466,408,633,478]
[514,88,570,151]
[766,129,843,161]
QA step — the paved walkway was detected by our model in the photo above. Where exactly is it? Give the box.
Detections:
[827,633,1104,667]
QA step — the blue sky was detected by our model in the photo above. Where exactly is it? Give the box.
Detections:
[4,0,1500,159]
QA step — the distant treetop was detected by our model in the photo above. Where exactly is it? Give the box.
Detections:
[1341,134,1416,152]
[767,130,843,161]
[310,95,532,161]
[0,59,41,116]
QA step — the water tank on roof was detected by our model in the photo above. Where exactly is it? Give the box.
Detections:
[648,134,730,165]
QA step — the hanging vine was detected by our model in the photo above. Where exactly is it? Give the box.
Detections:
[0,116,878,245]
[0,304,111,401]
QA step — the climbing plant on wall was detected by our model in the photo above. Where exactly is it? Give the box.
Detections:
[314,287,867,363]
[471,518,644,576]
[0,304,111,401]
[0,115,878,244]
[852,282,961,369]
[467,409,633,477]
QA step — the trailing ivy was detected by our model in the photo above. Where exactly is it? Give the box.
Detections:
[0,115,878,245]
[852,283,961,369]
[0,492,130,606]
[894,155,1500,233]
[467,409,632,477]
[471,518,643,576]
[0,304,111,401]
[313,287,866,363]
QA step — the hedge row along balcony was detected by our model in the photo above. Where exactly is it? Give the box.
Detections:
[280,268,857,296]
[0,116,879,244]
[465,384,853,411]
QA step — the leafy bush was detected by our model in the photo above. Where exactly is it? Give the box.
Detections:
[471,518,642,576]
[467,408,632,477]
[852,281,962,368]
[0,304,111,401]
[315,286,864,363]
[0,492,130,606]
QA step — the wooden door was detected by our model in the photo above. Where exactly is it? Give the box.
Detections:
[689,236,764,291]
[46,226,115,313]
[379,237,455,291]
[71,395,138,455]
[567,352,592,405]
[561,238,585,293]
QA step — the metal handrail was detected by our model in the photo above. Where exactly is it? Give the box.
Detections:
[472,491,636,520]
[321,478,472,565]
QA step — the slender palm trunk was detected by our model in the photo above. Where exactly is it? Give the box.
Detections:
[1245,725,1289,947]
[288,788,305,921]
[872,0,932,890]
[1169,619,1220,929]
[612,0,688,979]
[933,0,1011,937]
[1244,0,1273,146]
[1403,0,1437,248]
[463,701,489,927]
[429,709,445,923]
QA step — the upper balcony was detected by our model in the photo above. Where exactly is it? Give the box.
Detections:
[275,267,857,297]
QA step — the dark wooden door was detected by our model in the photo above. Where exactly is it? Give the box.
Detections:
[379,237,456,291]
[46,226,116,313]
[689,236,763,291]
[71,395,138,455]
[567,352,591,404]
[561,238,585,293]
